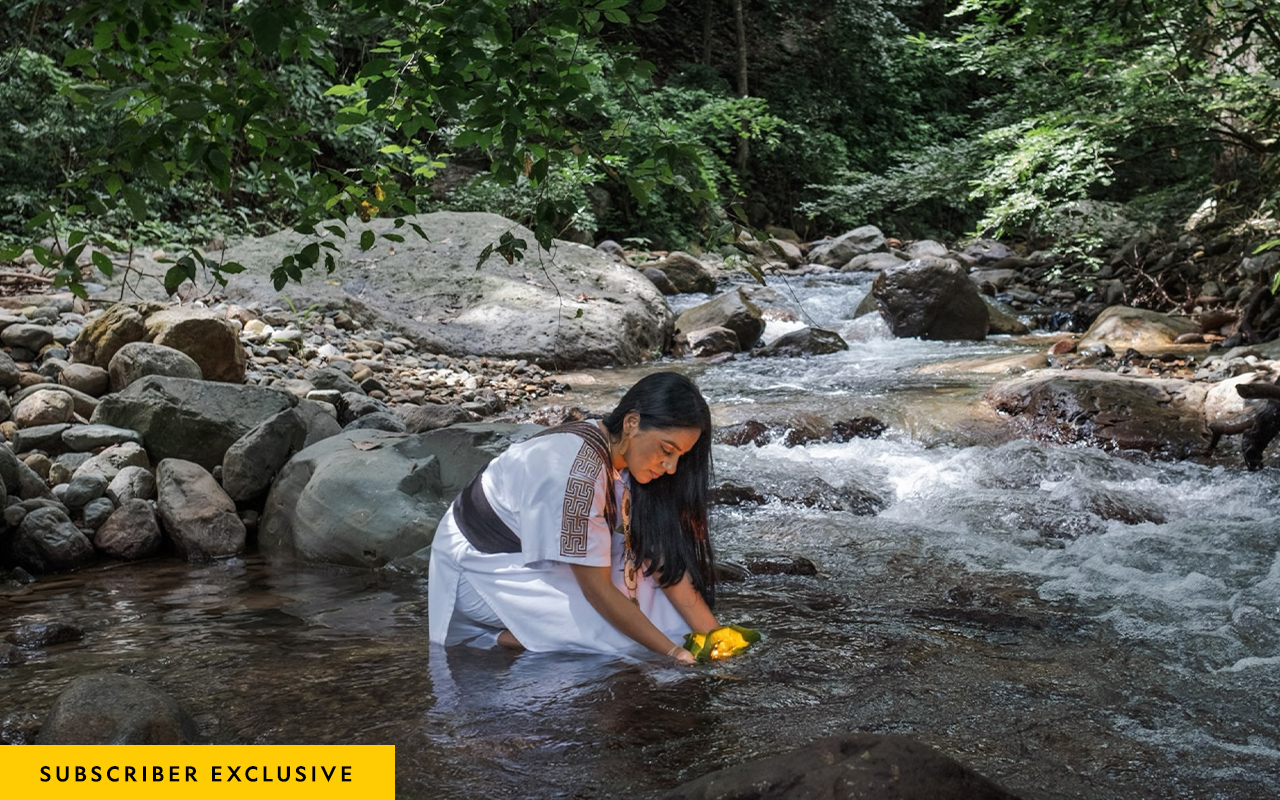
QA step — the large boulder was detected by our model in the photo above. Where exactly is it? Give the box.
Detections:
[1076,306,1199,352]
[664,733,1020,800]
[808,225,887,267]
[91,376,296,471]
[145,307,246,383]
[8,507,96,573]
[674,288,765,351]
[872,257,990,341]
[259,424,540,569]
[648,252,717,294]
[108,341,204,391]
[155,459,245,561]
[36,673,197,744]
[69,304,151,369]
[221,212,673,368]
[986,369,1209,458]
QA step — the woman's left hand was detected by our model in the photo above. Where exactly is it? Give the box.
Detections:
[668,645,696,665]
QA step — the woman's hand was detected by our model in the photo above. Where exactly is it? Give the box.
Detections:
[667,644,696,665]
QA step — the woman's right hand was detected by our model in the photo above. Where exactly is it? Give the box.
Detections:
[669,646,696,665]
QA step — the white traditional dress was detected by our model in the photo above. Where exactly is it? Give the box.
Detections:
[427,423,690,655]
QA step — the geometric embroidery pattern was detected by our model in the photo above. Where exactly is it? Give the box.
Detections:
[560,441,604,557]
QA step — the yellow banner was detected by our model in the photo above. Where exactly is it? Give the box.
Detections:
[1,745,395,800]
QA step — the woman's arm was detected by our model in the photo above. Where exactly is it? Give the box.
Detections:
[570,564,696,664]
[661,572,718,633]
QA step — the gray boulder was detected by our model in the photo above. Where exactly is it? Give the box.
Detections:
[754,327,848,358]
[259,424,540,568]
[0,350,20,388]
[94,499,163,560]
[221,409,309,503]
[296,399,343,446]
[36,673,197,744]
[156,459,245,561]
[108,341,203,391]
[75,442,150,482]
[2,323,55,352]
[1076,306,1199,352]
[91,376,296,471]
[63,472,109,509]
[221,212,673,368]
[10,507,95,573]
[398,403,472,434]
[982,297,1031,336]
[82,497,116,530]
[674,288,765,351]
[808,225,887,267]
[872,257,990,341]
[649,251,717,294]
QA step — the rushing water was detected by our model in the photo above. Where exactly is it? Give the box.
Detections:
[3,273,1279,798]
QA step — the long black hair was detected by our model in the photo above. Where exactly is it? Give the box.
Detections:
[602,371,716,607]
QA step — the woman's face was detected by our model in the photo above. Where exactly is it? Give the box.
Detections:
[622,413,701,484]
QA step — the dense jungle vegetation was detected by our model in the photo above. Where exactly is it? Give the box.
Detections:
[1,0,1277,293]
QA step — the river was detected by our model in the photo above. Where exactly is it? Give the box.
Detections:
[3,272,1278,798]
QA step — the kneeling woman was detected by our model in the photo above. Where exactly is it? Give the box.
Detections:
[428,371,717,664]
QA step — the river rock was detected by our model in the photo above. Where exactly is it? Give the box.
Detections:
[259,424,539,568]
[108,341,204,391]
[983,297,1031,336]
[641,267,677,295]
[649,251,717,294]
[94,499,163,560]
[1076,306,1199,352]
[11,383,98,419]
[398,403,472,433]
[12,388,74,428]
[91,376,296,471]
[13,423,73,454]
[36,673,197,744]
[754,327,848,357]
[2,323,54,352]
[0,644,25,667]
[15,457,54,500]
[307,366,364,395]
[674,288,765,351]
[678,326,740,358]
[221,408,309,503]
[70,303,150,368]
[905,239,950,259]
[58,363,110,396]
[843,251,907,272]
[63,472,108,509]
[62,424,144,451]
[5,620,84,646]
[986,369,1210,458]
[0,351,20,388]
[808,225,887,267]
[145,307,246,383]
[75,442,150,483]
[872,257,990,341]
[9,507,96,573]
[106,465,157,504]
[221,212,673,368]
[155,458,245,561]
[296,399,343,446]
[82,497,115,530]
[665,733,1020,800]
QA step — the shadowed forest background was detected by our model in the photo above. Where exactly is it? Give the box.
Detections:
[1,0,1277,294]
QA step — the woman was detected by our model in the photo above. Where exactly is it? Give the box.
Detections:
[428,371,717,664]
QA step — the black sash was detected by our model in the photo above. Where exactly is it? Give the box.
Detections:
[452,421,618,554]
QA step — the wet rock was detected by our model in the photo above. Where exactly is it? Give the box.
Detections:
[156,459,245,561]
[712,475,885,515]
[664,733,1020,800]
[986,369,1209,458]
[872,257,990,341]
[145,307,246,383]
[714,420,772,447]
[36,673,197,744]
[108,341,203,391]
[5,621,85,646]
[982,297,1031,336]
[0,711,41,744]
[754,327,848,357]
[0,643,26,666]
[221,409,308,503]
[260,425,539,568]
[741,553,819,576]
[1076,306,1199,352]
[92,376,295,471]
[678,327,741,358]
[94,499,163,560]
[674,287,765,351]
[641,267,677,295]
[10,507,95,572]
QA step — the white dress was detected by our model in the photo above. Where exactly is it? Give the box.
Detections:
[427,427,690,655]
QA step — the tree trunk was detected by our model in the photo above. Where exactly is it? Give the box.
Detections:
[733,0,749,173]
[701,0,714,65]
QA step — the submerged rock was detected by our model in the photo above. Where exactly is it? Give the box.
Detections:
[36,673,197,744]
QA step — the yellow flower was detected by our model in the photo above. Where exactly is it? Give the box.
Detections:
[683,625,760,662]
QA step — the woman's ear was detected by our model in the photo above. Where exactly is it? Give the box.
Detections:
[624,410,640,437]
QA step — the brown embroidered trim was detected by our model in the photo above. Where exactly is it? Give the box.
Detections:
[560,440,604,557]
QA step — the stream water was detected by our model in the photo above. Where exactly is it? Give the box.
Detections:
[3,273,1279,798]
